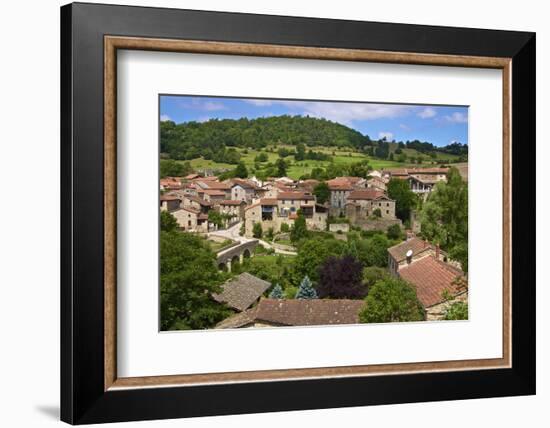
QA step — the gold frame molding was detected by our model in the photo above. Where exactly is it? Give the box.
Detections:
[104,36,512,391]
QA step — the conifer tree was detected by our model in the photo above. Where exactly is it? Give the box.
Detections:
[269,283,284,299]
[295,275,318,299]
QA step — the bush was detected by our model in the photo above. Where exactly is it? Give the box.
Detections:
[444,302,468,320]
[386,224,402,240]
[359,277,425,323]
[252,222,263,239]
[280,223,290,233]
[372,208,382,218]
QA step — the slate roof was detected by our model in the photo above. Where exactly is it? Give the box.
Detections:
[387,237,435,262]
[212,273,271,312]
[398,255,465,307]
[216,299,364,328]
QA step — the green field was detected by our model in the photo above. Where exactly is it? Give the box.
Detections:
[184,144,458,180]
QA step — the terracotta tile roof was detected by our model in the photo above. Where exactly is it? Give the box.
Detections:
[202,189,226,196]
[197,180,232,190]
[160,195,181,202]
[347,189,388,200]
[277,191,315,201]
[254,299,364,326]
[181,206,200,215]
[260,198,278,205]
[219,199,246,206]
[383,168,409,176]
[326,177,359,191]
[387,237,438,262]
[184,173,200,180]
[398,256,465,307]
[212,273,271,312]
[184,195,212,206]
[160,177,183,189]
[231,178,259,190]
[408,167,449,174]
[197,213,209,221]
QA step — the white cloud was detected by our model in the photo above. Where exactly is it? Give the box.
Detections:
[202,101,226,111]
[399,123,411,131]
[443,112,468,123]
[160,114,171,122]
[245,99,273,106]
[378,131,394,141]
[418,107,437,119]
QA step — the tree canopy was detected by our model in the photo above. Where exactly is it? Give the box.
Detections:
[387,178,418,222]
[313,182,330,204]
[317,255,366,299]
[160,231,230,330]
[359,277,425,323]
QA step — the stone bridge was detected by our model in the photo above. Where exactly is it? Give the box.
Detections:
[216,239,258,272]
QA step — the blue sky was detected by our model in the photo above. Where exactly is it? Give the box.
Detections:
[160,95,468,147]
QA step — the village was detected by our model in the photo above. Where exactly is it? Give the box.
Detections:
[160,164,469,330]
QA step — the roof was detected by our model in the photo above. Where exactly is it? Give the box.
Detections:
[181,206,200,215]
[408,175,440,185]
[250,299,364,327]
[408,167,449,175]
[184,173,200,180]
[231,178,260,190]
[398,256,465,307]
[219,199,246,206]
[326,177,358,191]
[259,198,278,206]
[277,191,315,201]
[383,168,409,176]
[215,308,258,329]
[347,189,388,200]
[387,237,435,262]
[197,213,209,220]
[212,273,271,312]
[184,195,212,206]
[202,189,226,196]
[160,195,181,202]
[198,180,232,190]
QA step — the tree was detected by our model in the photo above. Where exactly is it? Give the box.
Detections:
[359,277,425,323]
[280,223,290,233]
[295,275,318,299]
[293,238,347,284]
[317,256,366,298]
[295,143,306,161]
[290,211,308,243]
[160,159,192,178]
[207,210,225,229]
[313,182,330,204]
[386,224,402,240]
[387,178,418,222]
[275,158,287,177]
[444,301,468,320]
[160,231,230,330]
[254,152,269,162]
[372,208,382,218]
[160,210,179,232]
[234,161,248,178]
[269,283,284,299]
[346,233,391,268]
[362,266,390,289]
[420,167,468,269]
[252,222,263,239]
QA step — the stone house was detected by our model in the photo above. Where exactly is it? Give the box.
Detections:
[200,188,227,203]
[387,237,447,274]
[345,189,396,220]
[171,206,200,232]
[397,254,467,321]
[160,194,181,212]
[182,195,212,214]
[159,176,182,191]
[230,179,259,203]
[217,199,247,221]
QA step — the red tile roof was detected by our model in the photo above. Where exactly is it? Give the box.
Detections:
[347,189,388,200]
[277,191,315,201]
[398,256,465,307]
[160,195,181,201]
[387,237,435,262]
[219,200,246,206]
[202,189,226,196]
[260,198,278,206]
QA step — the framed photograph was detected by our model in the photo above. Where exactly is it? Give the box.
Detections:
[61,2,535,424]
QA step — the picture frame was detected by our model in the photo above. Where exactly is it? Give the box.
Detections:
[60,2,535,424]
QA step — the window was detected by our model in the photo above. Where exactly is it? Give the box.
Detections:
[387,203,390,207]
[386,210,389,214]
[188,220,191,227]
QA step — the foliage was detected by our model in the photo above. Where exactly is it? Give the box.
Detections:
[444,301,469,320]
[252,222,263,239]
[239,255,295,287]
[372,208,382,218]
[387,178,419,222]
[254,152,269,162]
[295,275,318,299]
[160,231,229,330]
[290,211,309,243]
[362,266,390,289]
[317,256,366,299]
[347,233,392,268]
[160,159,192,178]
[420,167,468,271]
[313,181,330,204]
[234,161,249,178]
[359,277,425,323]
[293,238,347,284]
[269,283,284,299]
[280,223,290,233]
[160,210,179,232]
[386,224,403,240]
[275,158,288,177]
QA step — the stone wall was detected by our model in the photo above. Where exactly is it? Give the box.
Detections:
[426,292,468,321]
[329,223,350,233]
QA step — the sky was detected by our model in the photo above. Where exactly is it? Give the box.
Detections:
[160,95,468,147]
